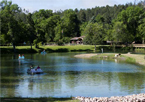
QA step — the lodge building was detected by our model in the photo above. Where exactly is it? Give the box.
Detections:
[70,36,85,44]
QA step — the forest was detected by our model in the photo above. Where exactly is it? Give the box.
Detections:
[1,0,145,50]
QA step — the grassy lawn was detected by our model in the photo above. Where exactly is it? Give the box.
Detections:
[122,54,145,66]
[0,45,97,53]
[41,45,95,52]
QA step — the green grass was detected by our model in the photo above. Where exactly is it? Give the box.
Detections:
[91,53,137,64]
[41,45,94,52]
[1,97,79,102]
[121,55,136,63]
[93,53,115,58]
[1,45,144,54]
[0,45,95,54]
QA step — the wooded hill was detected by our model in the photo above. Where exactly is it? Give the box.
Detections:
[1,0,145,50]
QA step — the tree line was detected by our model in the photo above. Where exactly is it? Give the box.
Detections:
[1,0,145,51]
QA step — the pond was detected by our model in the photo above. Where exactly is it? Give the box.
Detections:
[1,53,145,98]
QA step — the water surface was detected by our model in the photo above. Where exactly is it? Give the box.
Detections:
[1,53,145,98]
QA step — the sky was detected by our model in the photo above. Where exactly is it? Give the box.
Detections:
[10,0,138,13]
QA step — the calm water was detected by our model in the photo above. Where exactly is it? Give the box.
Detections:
[1,53,145,98]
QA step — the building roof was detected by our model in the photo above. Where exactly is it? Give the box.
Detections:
[70,36,85,40]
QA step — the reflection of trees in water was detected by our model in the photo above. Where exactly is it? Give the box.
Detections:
[27,74,62,96]
[117,73,145,93]
[62,71,145,94]
[63,71,118,90]
[1,71,145,97]
[1,87,16,97]
[64,71,82,88]
[1,77,21,97]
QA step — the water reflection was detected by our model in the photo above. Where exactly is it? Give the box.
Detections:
[1,53,145,97]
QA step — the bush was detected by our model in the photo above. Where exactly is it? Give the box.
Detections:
[57,40,64,46]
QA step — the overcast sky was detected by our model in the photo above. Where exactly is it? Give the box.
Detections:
[11,0,138,12]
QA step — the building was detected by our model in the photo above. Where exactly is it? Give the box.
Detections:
[70,36,85,44]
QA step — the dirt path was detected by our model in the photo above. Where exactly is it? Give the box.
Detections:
[74,53,98,58]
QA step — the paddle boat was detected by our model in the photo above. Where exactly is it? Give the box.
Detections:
[27,66,43,74]
[18,54,25,59]
[41,50,47,54]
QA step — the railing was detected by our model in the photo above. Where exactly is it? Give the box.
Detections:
[133,44,145,47]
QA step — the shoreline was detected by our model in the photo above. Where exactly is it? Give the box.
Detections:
[74,53,98,58]
[75,93,145,102]
[74,53,145,66]
[74,53,145,101]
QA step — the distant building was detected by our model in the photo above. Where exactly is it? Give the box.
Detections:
[70,36,85,44]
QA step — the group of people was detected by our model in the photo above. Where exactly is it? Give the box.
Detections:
[18,54,25,59]
[27,65,43,74]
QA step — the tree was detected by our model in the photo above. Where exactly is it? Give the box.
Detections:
[78,9,86,23]
[83,23,105,52]
[27,13,36,49]
[138,17,145,44]
[95,14,105,23]
[116,6,144,43]
[40,15,60,43]
[54,9,80,42]
[0,0,23,51]
[32,9,53,47]
[112,22,132,45]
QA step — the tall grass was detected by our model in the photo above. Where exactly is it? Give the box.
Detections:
[134,48,145,53]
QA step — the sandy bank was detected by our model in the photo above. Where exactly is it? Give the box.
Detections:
[74,54,98,58]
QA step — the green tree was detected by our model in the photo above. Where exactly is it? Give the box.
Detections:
[112,22,130,43]
[78,9,86,23]
[0,0,24,51]
[83,23,105,51]
[26,13,36,49]
[95,14,105,23]
[32,9,53,47]
[116,6,144,43]
[138,17,145,44]
[40,15,60,43]
[54,9,80,43]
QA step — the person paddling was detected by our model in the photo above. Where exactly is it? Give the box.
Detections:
[30,65,34,69]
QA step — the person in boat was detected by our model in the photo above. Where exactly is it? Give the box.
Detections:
[28,65,33,71]
[19,54,21,59]
[30,65,34,69]
[22,54,24,59]
[35,65,43,73]
[35,65,40,71]
[29,65,37,73]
